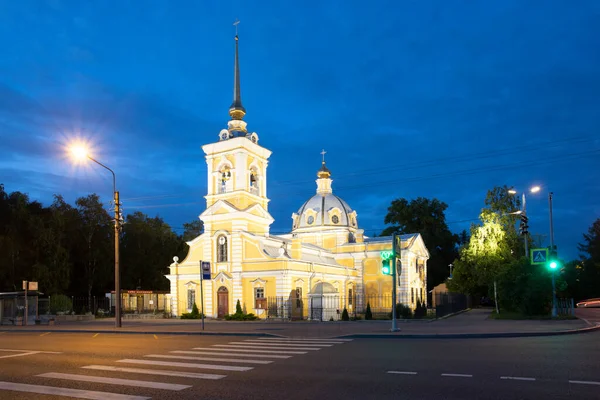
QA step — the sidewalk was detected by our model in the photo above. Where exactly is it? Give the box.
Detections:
[2,309,599,339]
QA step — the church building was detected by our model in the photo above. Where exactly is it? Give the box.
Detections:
[165,32,429,320]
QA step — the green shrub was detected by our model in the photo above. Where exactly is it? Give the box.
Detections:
[180,303,204,319]
[235,300,243,314]
[49,295,72,314]
[223,300,259,321]
[394,303,413,319]
[365,303,373,320]
[341,308,349,321]
[414,301,427,319]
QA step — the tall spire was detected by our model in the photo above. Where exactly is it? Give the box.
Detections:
[229,19,246,121]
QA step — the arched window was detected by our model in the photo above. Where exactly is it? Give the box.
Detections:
[249,169,258,195]
[217,235,228,262]
[219,166,232,194]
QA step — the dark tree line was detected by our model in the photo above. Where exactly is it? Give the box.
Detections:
[0,184,202,297]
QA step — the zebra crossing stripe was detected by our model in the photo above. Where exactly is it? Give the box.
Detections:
[172,350,292,359]
[255,338,352,342]
[220,343,321,351]
[37,372,191,391]
[145,354,273,365]
[82,365,226,380]
[0,380,150,400]
[118,359,253,372]
[240,341,333,347]
[193,347,306,355]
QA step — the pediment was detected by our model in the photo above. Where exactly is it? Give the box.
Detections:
[200,200,238,218]
[406,233,430,258]
[243,203,274,222]
[214,271,232,281]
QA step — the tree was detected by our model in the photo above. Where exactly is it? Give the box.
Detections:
[575,218,600,300]
[73,194,113,308]
[381,197,458,290]
[121,212,185,291]
[182,219,204,242]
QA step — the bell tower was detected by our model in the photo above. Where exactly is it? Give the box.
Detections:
[201,26,274,236]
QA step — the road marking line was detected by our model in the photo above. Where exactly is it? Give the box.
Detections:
[40,332,51,337]
[193,346,306,355]
[0,349,61,354]
[93,333,99,338]
[569,380,600,386]
[145,354,273,364]
[37,372,191,391]
[0,352,39,359]
[501,376,536,381]
[118,359,253,371]
[0,381,149,400]
[173,350,292,359]
[82,365,226,380]
[256,338,352,342]
[221,343,321,351]
[442,373,473,378]
[387,371,418,375]
[241,340,333,347]
[153,334,158,340]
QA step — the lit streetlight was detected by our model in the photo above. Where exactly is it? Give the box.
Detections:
[509,184,557,318]
[69,144,122,328]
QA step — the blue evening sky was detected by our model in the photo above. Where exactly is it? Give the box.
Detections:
[1,1,599,261]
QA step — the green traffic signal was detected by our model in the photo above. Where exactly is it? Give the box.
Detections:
[382,259,391,275]
[549,261,558,269]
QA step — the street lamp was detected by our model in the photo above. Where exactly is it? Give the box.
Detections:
[510,185,557,318]
[69,144,122,328]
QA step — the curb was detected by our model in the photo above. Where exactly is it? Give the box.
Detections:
[334,323,600,339]
[0,329,284,337]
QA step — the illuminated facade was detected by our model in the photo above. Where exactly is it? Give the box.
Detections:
[165,33,429,319]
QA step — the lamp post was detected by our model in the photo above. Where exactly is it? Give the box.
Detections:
[549,192,557,318]
[70,145,122,328]
[508,186,540,257]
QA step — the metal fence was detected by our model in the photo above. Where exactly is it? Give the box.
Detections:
[432,292,468,318]
[265,293,434,321]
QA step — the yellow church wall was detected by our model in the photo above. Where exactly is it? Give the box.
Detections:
[364,258,379,276]
[243,238,265,260]
[336,258,354,268]
[323,236,336,249]
[240,276,278,319]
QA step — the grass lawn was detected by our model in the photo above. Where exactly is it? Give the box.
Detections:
[489,310,577,320]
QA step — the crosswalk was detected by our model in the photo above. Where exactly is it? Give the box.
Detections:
[0,337,351,399]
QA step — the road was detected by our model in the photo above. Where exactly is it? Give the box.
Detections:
[0,330,599,399]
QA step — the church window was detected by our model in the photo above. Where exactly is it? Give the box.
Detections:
[254,287,266,309]
[187,288,196,310]
[411,288,414,303]
[331,215,339,224]
[348,288,353,306]
[307,215,314,225]
[348,232,356,243]
[219,167,232,194]
[295,287,302,308]
[249,170,259,195]
[217,235,228,262]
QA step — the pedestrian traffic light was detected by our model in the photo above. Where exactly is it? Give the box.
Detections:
[519,214,529,236]
[549,261,558,269]
[382,259,393,275]
[548,246,559,270]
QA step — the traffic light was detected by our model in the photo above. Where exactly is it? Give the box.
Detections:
[519,214,529,236]
[548,246,559,270]
[382,259,393,275]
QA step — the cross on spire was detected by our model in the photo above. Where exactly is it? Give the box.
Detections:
[321,149,327,163]
[233,18,240,36]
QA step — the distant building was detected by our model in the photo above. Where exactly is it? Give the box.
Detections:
[165,32,429,319]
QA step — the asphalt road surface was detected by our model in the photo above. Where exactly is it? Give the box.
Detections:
[0,330,599,399]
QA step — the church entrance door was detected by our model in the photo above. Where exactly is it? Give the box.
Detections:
[217,286,229,318]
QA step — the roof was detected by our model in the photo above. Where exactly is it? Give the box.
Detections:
[293,193,356,230]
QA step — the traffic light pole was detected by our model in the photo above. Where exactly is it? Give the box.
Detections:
[390,233,399,332]
[522,194,529,257]
[549,192,557,318]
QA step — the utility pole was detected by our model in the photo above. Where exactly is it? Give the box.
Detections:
[549,192,557,318]
[114,190,122,328]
